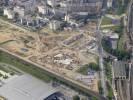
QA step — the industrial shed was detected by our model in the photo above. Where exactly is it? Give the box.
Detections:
[112,61,128,80]
[0,74,59,100]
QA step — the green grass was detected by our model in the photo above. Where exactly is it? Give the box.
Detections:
[77,63,99,75]
[0,51,52,82]
[102,25,120,31]
[101,17,112,25]
[77,65,89,75]
[92,97,98,100]
[117,34,125,51]
[0,65,9,73]
[107,83,114,100]
[107,0,129,15]
[104,61,112,83]
[0,63,21,74]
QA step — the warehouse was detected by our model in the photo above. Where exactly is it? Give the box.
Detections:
[0,74,61,100]
[112,61,128,80]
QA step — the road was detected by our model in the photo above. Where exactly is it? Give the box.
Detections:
[97,17,107,97]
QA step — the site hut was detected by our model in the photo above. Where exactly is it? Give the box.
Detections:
[112,60,129,80]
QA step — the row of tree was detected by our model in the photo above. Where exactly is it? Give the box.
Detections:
[102,38,131,60]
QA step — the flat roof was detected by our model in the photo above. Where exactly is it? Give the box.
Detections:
[0,74,58,100]
[113,61,127,78]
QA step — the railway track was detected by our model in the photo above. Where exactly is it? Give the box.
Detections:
[128,1,133,99]
[113,1,133,100]
[116,80,124,100]
[127,0,133,44]
[130,66,133,100]
[116,80,130,100]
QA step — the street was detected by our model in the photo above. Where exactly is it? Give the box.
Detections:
[96,17,107,97]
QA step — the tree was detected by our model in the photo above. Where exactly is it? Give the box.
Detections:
[92,97,98,100]
[89,62,99,71]
[98,81,103,94]
[73,95,80,100]
[102,38,131,60]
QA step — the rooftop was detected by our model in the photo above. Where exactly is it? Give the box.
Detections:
[109,33,119,39]
[0,74,58,100]
[113,61,128,79]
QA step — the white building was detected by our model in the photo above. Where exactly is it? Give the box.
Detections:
[108,33,119,49]
[14,6,25,17]
[37,5,47,15]
[49,20,62,30]
[3,8,14,19]
[107,0,113,8]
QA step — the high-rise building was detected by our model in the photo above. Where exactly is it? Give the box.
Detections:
[64,0,103,14]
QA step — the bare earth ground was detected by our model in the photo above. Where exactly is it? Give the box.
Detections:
[0,20,99,92]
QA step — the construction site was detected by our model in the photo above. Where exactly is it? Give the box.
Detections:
[0,19,99,92]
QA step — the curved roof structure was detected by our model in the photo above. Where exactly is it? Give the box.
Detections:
[0,74,58,100]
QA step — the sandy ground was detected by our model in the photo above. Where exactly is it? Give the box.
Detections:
[0,19,99,92]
